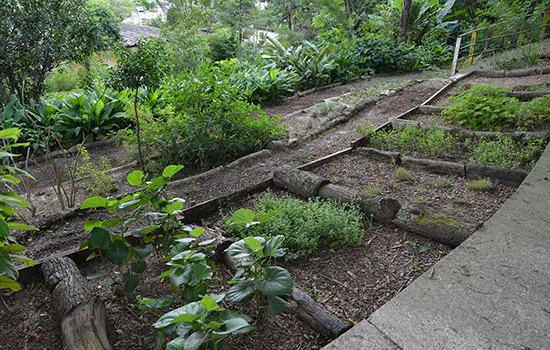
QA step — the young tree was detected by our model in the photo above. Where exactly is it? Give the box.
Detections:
[109,39,169,170]
[399,0,412,42]
[0,0,120,103]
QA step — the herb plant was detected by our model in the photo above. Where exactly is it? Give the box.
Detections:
[222,192,364,260]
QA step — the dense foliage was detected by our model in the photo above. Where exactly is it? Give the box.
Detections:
[442,85,550,131]
[222,191,365,260]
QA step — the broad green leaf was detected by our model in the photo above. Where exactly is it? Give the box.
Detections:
[166,337,186,350]
[418,245,429,253]
[184,330,207,350]
[81,196,109,209]
[244,237,262,252]
[230,209,256,225]
[200,294,219,312]
[254,266,293,296]
[267,295,290,315]
[188,262,212,286]
[154,302,203,328]
[0,251,18,280]
[0,275,21,292]
[170,265,192,288]
[105,241,130,265]
[2,243,24,253]
[11,255,35,267]
[88,227,111,250]
[127,170,144,186]
[164,201,183,214]
[132,244,153,259]
[0,218,10,238]
[131,259,146,274]
[215,316,253,335]
[264,235,286,258]
[162,165,184,178]
[189,227,205,238]
[7,222,38,231]
[122,273,140,293]
[225,280,254,303]
[0,128,20,140]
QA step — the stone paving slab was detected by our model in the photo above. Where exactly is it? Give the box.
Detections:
[322,320,399,350]
[324,136,550,349]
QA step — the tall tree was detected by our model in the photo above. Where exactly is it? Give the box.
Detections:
[0,0,120,103]
[399,0,412,42]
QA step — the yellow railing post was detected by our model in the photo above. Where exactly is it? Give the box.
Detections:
[467,31,478,67]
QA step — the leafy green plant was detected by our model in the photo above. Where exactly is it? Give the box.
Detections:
[222,192,364,260]
[468,135,545,170]
[45,66,80,93]
[262,36,337,90]
[225,233,293,315]
[466,178,494,192]
[80,165,185,293]
[0,128,37,292]
[76,147,117,196]
[61,87,130,144]
[357,123,464,159]
[154,294,254,350]
[441,84,521,131]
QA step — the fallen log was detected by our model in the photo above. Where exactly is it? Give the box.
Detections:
[217,241,352,338]
[401,156,465,177]
[393,204,478,246]
[318,184,401,224]
[418,105,446,114]
[42,257,111,350]
[466,164,528,188]
[355,147,401,164]
[273,165,329,198]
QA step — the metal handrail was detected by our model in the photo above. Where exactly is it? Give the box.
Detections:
[450,10,549,75]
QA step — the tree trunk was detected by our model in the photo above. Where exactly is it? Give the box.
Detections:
[393,204,478,246]
[273,165,329,198]
[398,0,412,43]
[42,257,112,350]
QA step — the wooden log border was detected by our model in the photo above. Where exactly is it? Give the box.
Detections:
[355,147,528,188]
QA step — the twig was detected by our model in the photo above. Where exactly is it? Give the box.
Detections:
[320,273,352,290]
[0,294,12,312]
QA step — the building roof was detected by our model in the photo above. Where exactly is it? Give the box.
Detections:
[119,23,161,47]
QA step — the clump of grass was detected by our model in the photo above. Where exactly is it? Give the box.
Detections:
[310,101,346,120]
[221,191,364,260]
[466,178,494,192]
[362,184,382,195]
[435,177,453,188]
[491,43,541,70]
[394,167,413,182]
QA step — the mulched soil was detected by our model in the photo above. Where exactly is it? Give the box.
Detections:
[310,153,515,224]
[0,72,493,350]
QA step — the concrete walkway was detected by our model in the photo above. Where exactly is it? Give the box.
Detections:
[324,143,550,348]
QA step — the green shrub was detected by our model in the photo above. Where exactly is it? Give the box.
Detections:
[262,37,337,90]
[353,34,423,73]
[76,147,117,196]
[208,27,238,62]
[466,178,494,192]
[468,135,546,170]
[442,84,521,131]
[45,66,80,92]
[519,95,550,130]
[357,124,464,158]
[222,191,364,260]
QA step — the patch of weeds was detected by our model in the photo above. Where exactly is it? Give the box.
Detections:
[435,177,453,188]
[491,44,541,70]
[76,147,117,196]
[221,191,364,260]
[394,167,413,182]
[357,123,464,158]
[406,241,429,253]
[466,178,494,192]
[362,184,382,195]
[467,135,546,170]
[310,101,346,120]
[442,84,550,131]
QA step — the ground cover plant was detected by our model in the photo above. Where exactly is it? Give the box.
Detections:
[79,165,295,349]
[222,191,364,260]
[441,84,550,131]
[357,124,547,170]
